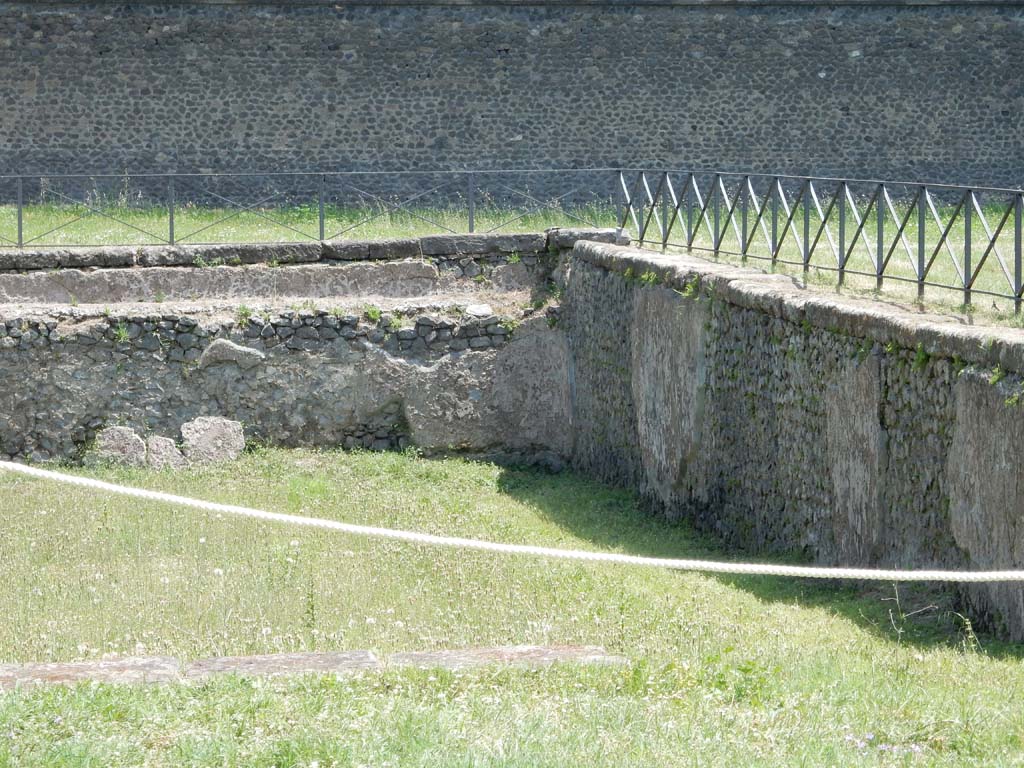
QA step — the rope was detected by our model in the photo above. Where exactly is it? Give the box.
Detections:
[2,459,1022,583]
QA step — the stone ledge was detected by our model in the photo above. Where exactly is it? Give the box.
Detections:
[0,229,626,275]
[573,241,1024,373]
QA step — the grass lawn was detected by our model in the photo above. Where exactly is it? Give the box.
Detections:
[0,202,617,249]
[1,449,1023,766]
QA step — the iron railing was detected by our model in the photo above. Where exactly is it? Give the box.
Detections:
[0,169,619,249]
[617,170,1024,311]
[4,165,1023,311]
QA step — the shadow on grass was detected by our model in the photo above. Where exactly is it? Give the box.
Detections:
[495,465,1024,660]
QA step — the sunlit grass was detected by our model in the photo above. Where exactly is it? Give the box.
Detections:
[0,202,617,249]
[1,448,1023,765]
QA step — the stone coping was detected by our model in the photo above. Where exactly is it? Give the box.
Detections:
[0,646,626,691]
[0,228,626,273]
[0,295,526,323]
[574,241,1024,373]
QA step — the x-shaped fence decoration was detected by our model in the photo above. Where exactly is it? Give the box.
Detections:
[619,169,1024,310]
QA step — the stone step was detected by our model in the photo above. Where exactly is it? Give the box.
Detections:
[389,645,627,671]
[0,646,627,691]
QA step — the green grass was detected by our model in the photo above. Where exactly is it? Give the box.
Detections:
[1,448,1023,765]
[0,202,616,249]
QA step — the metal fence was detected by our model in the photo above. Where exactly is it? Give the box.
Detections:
[0,169,619,249]
[4,164,1023,312]
[618,170,1024,311]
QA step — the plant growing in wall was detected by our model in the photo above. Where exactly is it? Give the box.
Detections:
[236,305,254,327]
[912,343,930,372]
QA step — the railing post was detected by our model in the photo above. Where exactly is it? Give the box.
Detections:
[637,171,647,242]
[685,173,694,248]
[15,176,22,247]
[740,176,749,258]
[876,183,884,292]
[615,170,625,234]
[712,174,720,254]
[838,181,846,286]
[168,176,175,246]
[964,190,972,307]
[802,178,811,272]
[318,175,326,241]
[1015,193,1022,315]
[918,186,926,303]
[770,178,779,264]
[467,172,475,234]
[661,172,669,250]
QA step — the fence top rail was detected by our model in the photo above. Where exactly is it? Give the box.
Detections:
[1,167,1020,195]
[619,168,1024,196]
[0,168,622,182]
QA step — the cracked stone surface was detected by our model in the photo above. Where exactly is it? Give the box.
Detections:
[0,657,181,690]
[180,417,246,465]
[87,426,147,467]
[146,435,188,470]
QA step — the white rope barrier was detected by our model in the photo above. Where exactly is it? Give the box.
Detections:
[2,459,1023,583]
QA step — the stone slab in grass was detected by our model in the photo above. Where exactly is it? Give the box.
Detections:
[180,416,245,464]
[87,425,147,467]
[146,435,188,470]
[0,648,626,689]
[184,651,381,680]
[0,656,181,690]
[388,645,627,671]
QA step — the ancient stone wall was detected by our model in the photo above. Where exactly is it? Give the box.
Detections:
[0,303,570,463]
[2,1,1023,186]
[0,230,612,464]
[565,240,1024,639]
[4,227,1024,636]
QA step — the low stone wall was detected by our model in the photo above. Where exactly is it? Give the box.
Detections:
[0,230,623,304]
[564,241,1024,640]
[0,302,569,465]
[0,229,621,464]
[0,233,555,272]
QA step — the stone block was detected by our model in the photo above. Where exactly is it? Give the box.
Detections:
[180,417,246,464]
[548,228,630,249]
[146,436,187,470]
[88,426,146,467]
[367,238,421,260]
[322,240,370,260]
[136,246,193,267]
[0,657,181,690]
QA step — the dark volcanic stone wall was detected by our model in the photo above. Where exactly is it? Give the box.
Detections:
[1,1,1022,186]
